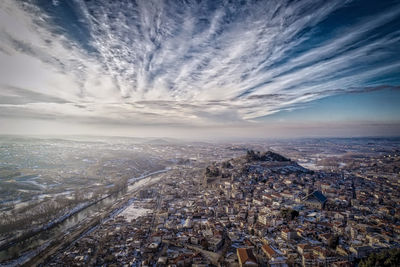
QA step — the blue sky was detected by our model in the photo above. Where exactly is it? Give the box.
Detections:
[0,0,399,138]
[263,87,400,123]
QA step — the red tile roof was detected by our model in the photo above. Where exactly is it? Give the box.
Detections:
[262,244,277,258]
[237,248,258,265]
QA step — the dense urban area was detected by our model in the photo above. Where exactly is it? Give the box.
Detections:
[0,136,399,266]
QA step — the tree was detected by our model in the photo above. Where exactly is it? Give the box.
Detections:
[222,161,232,168]
[280,208,299,221]
[328,235,339,249]
[289,209,299,220]
[205,166,219,177]
[359,248,400,267]
[200,238,209,250]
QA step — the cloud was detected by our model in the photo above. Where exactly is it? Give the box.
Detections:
[0,0,399,130]
[0,85,70,105]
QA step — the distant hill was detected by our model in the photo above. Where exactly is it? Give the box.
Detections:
[244,150,291,162]
[143,138,176,145]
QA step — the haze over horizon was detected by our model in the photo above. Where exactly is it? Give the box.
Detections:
[1,0,400,138]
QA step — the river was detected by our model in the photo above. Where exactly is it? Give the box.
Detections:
[0,168,169,266]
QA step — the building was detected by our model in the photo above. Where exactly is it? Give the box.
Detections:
[297,243,312,255]
[349,245,374,258]
[262,244,288,267]
[332,261,352,267]
[208,237,223,252]
[303,190,327,209]
[237,248,258,267]
[262,244,277,259]
[281,229,297,240]
[269,257,288,267]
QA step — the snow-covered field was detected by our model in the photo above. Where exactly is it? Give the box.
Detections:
[127,169,167,191]
[119,204,152,221]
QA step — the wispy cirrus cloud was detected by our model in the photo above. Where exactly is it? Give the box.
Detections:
[0,0,399,130]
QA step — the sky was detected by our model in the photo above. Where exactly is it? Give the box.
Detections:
[0,0,399,139]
